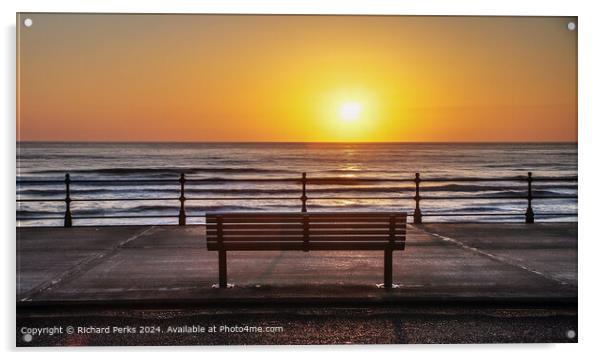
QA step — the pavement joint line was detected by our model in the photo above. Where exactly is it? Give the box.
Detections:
[410,225,572,287]
[19,226,156,302]
[255,251,288,283]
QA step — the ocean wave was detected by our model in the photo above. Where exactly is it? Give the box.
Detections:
[16,184,576,199]
[12,205,524,218]
[17,210,63,217]
[29,167,292,175]
[70,204,270,216]
[17,189,67,197]
[425,206,510,213]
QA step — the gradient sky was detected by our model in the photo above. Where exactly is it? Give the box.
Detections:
[17,14,577,142]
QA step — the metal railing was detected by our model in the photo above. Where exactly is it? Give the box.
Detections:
[16,171,578,226]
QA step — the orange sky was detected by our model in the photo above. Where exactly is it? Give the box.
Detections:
[17,14,577,142]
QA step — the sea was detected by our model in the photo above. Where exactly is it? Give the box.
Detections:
[16,142,578,226]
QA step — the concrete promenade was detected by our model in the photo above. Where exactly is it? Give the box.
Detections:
[16,223,577,305]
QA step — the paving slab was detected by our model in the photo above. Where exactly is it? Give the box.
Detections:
[16,226,150,298]
[418,223,578,286]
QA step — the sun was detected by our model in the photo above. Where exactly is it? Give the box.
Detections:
[339,102,362,122]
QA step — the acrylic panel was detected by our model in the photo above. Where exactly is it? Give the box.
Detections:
[16,13,577,346]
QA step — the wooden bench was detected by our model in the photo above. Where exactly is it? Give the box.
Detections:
[206,212,407,288]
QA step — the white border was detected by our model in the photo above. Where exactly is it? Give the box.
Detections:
[3,0,601,358]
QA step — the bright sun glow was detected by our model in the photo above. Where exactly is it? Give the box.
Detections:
[339,102,362,122]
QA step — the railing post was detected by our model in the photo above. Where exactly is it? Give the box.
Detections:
[178,173,186,226]
[413,172,422,224]
[525,171,535,223]
[64,173,72,228]
[301,172,308,213]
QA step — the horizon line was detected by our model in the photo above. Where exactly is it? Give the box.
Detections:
[16,140,578,144]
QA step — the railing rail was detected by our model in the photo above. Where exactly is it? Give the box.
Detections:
[16,172,578,226]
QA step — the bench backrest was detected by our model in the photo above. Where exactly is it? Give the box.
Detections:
[206,212,407,251]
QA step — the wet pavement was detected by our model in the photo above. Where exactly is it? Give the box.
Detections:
[16,223,577,345]
[16,223,577,304]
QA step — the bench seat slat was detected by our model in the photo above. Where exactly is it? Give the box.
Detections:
[207,219,403,224]
[208,223,303,230]
[208,235,402,242]
[206,222,405,230]
[207,213,405,220]
[207,229,405,236]
[208,242,405,251]
[207,212,404,217]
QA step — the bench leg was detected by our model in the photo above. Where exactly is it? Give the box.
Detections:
[219,250,227,288]
[384,249,393,288]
